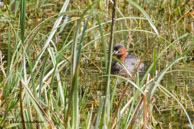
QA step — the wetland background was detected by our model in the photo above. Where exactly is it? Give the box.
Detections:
[0,0,193,128]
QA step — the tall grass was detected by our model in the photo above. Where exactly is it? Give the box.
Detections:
[0,0,193,129]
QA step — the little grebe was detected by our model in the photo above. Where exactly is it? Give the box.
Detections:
[111,44,144,75]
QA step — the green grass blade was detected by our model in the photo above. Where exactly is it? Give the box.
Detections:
[32,0,70,72]
[96,15,107,69]
[128,0,159,36]
[158,84,193,129]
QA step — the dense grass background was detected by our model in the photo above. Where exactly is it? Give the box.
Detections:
[0,0,193,128]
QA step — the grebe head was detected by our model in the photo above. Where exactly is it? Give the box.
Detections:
[113,44,127,62]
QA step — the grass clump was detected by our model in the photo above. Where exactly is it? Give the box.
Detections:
[0,0,193,129]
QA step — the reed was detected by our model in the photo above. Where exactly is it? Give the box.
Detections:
[0,0,193,128]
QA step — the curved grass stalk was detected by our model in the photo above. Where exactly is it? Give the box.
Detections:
[140,33,189,87]
[82,29,156,49]
[66,1,99,128]
[158,84,193,129]
[32,0,70,72]
[128,0,159,36]
[110,75,144,94]
[18,73,56,128]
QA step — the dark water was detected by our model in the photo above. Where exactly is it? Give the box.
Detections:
[82,62,194,128]
[154,64,194,129]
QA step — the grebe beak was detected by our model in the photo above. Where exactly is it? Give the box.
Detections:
[112,50,119,55]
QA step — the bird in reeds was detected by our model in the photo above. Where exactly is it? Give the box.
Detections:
[111,44,144,76]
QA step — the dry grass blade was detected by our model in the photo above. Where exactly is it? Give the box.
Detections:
[21,79,56,129]
[0,0,193,128]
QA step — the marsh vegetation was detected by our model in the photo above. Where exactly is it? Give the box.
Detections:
[0,0,193,128]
